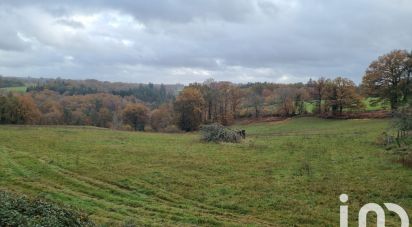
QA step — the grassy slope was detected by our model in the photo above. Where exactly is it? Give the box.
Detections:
[0,118,410,226]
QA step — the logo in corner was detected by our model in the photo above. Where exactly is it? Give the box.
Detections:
[340,194,409,227]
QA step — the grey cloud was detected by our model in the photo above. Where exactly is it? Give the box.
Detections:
[55,19,84,29]
[0,0,411,84]
[0,0,257,23]
[0,32,29,51]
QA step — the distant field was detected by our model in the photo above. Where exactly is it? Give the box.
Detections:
[0,118,410,226]
[363,97,390,111]
[243,98,386,117]
[0,86,27,93]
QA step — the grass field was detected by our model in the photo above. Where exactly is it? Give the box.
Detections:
[244,98,386,117]
[364,97,390,111]
[0,118,411,226]
[0,86,27,93]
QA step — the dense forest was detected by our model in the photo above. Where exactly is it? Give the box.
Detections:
[0,49,411,132]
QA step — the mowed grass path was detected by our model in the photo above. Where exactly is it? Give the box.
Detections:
[0,118,411,226]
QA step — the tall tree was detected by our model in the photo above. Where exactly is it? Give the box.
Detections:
[201,79,218,122]
[16,95,41,124]
[294,88,310,115]
[0,94,40,124]
[248,84,264,118]
[0,94,21,124]
[228,86,243,119]
[326,77,364,115]
[312,77,328,114]
[174,87,205,131]
[362,50,411,110]
[123,103,149,131]
[276,87,296,117]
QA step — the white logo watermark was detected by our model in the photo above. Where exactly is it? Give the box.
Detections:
[340,194,409,227]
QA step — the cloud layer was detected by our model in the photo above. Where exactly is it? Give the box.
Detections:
[0,0,411,84]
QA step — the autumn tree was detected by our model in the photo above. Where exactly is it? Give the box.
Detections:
[214,82,234,125]
[362,50,412,110]
[311,77,328,114]
[248,84,265,118]
[228,86,243,119]
[122,103,149,131]
[5,94,21,123]
[33,91,63,124]
[96,107,112,128]
[174,87,204,131]
[150,104,173,131]
[194,80,240,125]
[16,95,41,124]
[0,94,40,124]
[0,95,12,123]
[201,79,217,122]
[325,77,364,115]
[294,88,310,115]
[275,87,296,117]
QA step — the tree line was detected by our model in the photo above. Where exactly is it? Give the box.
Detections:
[0,76,25,88]
[172,76,364,131]
[173,49,411,131]
[26,78,181,105]
[0,49,411,132]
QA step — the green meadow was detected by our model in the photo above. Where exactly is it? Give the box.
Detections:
[0,86,27,93]
[0,118,411,226]
[363,97,390,111]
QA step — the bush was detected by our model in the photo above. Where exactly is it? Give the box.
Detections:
[0,190,95,227]
[200,123,243,143]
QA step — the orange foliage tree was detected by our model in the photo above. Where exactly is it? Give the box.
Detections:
[174,87,205,131]
[362,50,411,110]
[122,103,149,131]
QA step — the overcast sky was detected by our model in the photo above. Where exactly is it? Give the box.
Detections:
[0,0,411,84]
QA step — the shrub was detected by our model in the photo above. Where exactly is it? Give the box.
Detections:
[200,123,243,143]
[0,190,95,227]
